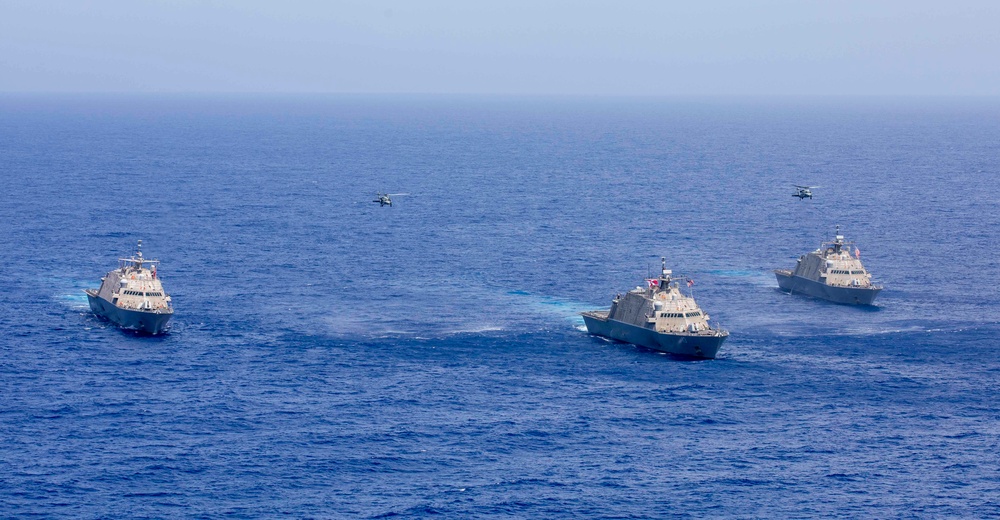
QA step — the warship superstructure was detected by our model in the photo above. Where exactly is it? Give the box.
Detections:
[581,259,729,359]
[774,226,882,305]
[85,240,174,334]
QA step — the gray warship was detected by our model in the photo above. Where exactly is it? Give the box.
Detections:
[774,226,882,305]
[85,240,174,334]
[581,259,729,359]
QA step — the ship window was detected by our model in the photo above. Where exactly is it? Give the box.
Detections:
[686,311,701,317]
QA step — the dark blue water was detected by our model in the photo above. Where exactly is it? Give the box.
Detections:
[2,95,999,517]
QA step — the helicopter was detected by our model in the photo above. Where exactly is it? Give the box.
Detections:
[793,185,820,199]
[373,192,408,207]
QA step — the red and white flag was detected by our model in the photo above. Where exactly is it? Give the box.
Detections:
[854,247,860,259]
[687,279,694,287]
[646,279,660,288]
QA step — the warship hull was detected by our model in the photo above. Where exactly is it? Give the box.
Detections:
[774,271,881,305]
[581,311,727,359]
[86,290,173,334]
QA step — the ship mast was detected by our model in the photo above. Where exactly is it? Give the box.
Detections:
[119,239,159,272]
[825,225,844,254]
[660,257,672,286]
[133,239,144,269]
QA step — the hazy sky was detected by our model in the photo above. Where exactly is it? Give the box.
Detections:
[2,0,998,95]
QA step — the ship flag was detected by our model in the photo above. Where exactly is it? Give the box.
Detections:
[645,279,660,288]
[854,247,860,259]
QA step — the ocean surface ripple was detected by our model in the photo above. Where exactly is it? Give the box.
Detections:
[1,95,998,517]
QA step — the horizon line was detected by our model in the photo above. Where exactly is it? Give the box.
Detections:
[1,91,998,99]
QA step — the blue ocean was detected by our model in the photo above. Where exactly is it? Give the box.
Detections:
[1,95,998,517]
